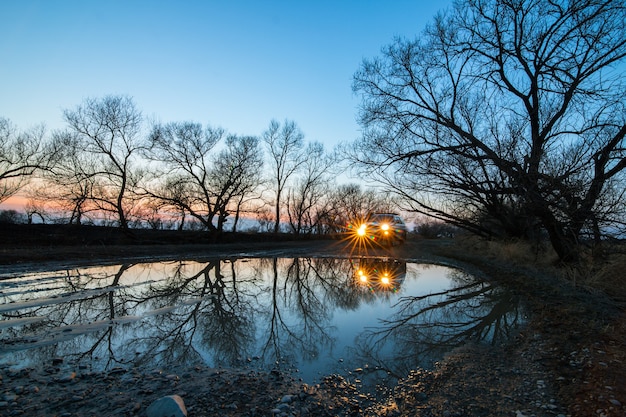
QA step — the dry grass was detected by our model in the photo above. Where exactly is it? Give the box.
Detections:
[452,234,559,267]
[584,252,626,304]
[450,235,626,304]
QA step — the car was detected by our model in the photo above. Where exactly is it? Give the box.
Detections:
[348,213,408,246]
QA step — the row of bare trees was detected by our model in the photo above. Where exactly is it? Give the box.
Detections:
[1,97,395,234]
[350,0,626,262]
[5,1,624,262]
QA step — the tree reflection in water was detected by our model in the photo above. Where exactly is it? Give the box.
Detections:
[0,258,523,387]
[352,268,524,380]
[120,259,258,369]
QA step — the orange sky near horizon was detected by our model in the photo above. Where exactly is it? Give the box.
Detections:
[0,195,27,212]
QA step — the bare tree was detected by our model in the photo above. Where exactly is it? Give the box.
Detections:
[210,135,264,232]
[352,0,626,262]
[63,95,143,229]
[262,119,305,233]
[0,118,58,203]
[143,121,222,230]
[286,142,336,235]
[40,130,98,224]
[24,197,48,224]
[323,184,389,232]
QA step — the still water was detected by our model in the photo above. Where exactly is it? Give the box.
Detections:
[0,257,524,389]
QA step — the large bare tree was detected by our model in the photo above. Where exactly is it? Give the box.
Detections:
[145,123,263,232]
[143,121,223,231]
[208,134,264,232]
[63,95,143,229]
[352,0,626,261]
[262,119,305,233]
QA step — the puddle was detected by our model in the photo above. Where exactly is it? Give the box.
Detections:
[0,257,525,391]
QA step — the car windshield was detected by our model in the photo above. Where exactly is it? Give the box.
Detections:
[371,214,403,224]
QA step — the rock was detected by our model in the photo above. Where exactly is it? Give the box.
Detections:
[146,395,187,417]
[276,402,290,411]
[3,393,17,402]
[58,372,76,383]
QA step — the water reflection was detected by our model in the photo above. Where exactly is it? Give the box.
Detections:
[351,258,406,293]
[0,257,524,389]
[352,269,523,381]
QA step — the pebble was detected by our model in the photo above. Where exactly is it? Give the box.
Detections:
[276,403,290,411]
[3,393,17,402]
[58,371,76,382]
[0,357,590,417]
[146,394,187,417]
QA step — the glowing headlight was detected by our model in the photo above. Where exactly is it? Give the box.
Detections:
[357,269,368,282]
[357,224,367,236]
[381,275,390,285]
[380,223,389,231]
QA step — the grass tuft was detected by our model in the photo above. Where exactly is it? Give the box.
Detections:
[450,235,626,304]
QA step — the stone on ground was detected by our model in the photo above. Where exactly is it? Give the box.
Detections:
[146,395,187,417]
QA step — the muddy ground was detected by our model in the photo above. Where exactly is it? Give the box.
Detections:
[0,224,624,416]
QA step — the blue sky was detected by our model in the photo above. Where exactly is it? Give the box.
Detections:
[1,0,451,149]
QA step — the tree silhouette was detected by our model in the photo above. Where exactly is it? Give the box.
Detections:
[352,0,626,261]
[63,95,143,229]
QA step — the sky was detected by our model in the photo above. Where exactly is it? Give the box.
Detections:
[1,0,452,151]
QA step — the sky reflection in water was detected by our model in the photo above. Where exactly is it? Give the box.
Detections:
[0,257,524,389]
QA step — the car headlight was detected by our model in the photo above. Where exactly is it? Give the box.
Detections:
[357,269,368,282]
[357,224,367,236]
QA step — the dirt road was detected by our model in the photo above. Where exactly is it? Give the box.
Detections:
[0,238,459,276]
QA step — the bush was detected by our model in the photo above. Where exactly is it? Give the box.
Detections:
[415,221,457,239]
[0,209,26,224]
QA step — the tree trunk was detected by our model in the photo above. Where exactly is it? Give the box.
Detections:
[542,218,579,263]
